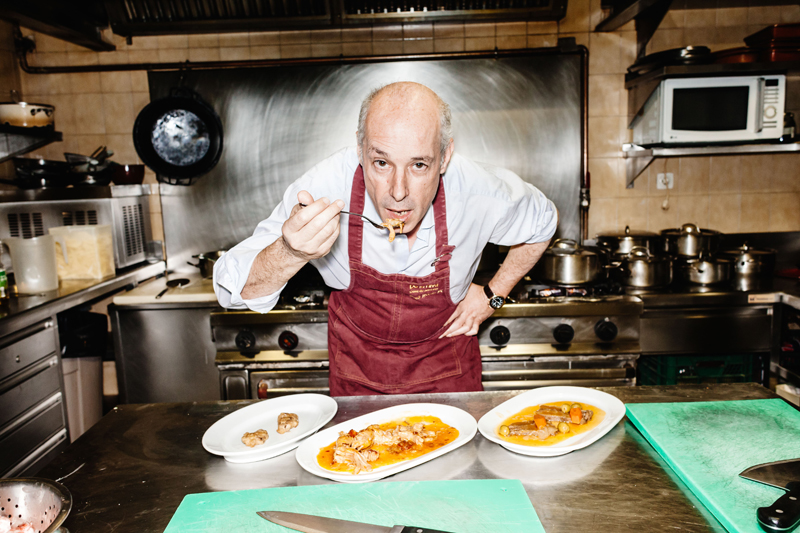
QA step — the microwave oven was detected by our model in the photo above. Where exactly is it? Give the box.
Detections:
[631,75,786,146]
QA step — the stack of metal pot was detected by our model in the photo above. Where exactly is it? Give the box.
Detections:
[661,223,732,285]
[594,226,671,289]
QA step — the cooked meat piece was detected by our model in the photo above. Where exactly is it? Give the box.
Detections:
[10,525,35,533]
[507,421,559,440]
[241,429,269,447]
[333,448,380,474]
[277,412,299,434]
[536,405,594,425]
[0,516,10,533]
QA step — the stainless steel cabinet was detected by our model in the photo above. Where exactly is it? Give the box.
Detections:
[0,320,69,477]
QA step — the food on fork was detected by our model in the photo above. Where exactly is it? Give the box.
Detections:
[241,428,269,447]
[497,402,604,446]
[277,412,299,434]
[380,218,405,242]
[317,416,458,474]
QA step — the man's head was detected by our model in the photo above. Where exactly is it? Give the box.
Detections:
[356,82,454,241]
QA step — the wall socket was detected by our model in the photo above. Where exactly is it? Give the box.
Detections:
[656,172,674,190]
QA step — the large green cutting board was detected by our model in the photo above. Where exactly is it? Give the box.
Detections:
[626,399,800,533]
[163,479,543,533]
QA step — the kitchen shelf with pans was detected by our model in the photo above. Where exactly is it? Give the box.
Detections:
[0,125,62,165]
[622,141,800,188]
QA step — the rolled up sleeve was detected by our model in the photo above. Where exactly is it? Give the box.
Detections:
[488,169,558,246]
[213,197,294,313]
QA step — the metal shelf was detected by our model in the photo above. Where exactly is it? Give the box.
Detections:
[622,142,800,187]
[0,126,63,165]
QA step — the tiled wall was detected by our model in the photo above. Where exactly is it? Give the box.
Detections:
[10,0,800,245]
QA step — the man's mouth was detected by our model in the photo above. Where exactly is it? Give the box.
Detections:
[386,209,411,222]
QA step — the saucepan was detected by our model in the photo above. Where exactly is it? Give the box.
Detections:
[615,246,673,288]
[661,223,721,257]
[533,239,608,286]
[719,244,777,291]
[675,255,733,285]
[187,250,226,279]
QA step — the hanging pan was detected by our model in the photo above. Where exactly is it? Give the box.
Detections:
[133,88,223,185]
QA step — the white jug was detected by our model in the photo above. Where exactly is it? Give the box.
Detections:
[3,235,67,294]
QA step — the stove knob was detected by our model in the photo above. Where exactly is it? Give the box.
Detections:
[235,329,256,351]
[279,330,299,351]
[553,324,574,344]
[489,325,511,346]
[257,379,269,399]
[595,318,618,342]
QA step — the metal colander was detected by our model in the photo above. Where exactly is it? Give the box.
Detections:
[0,478,71,533]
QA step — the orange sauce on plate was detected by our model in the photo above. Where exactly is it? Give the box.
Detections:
[317,416,458,473]
[497,402,605,447]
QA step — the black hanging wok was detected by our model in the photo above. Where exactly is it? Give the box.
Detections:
[133,88,223,185]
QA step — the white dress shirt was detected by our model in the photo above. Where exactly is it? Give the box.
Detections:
[214,147,557,312]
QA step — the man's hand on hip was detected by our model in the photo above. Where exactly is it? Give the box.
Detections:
[282,190,345,261]
[440,283,495,338]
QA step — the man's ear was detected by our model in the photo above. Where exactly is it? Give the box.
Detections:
[440,139,454,175]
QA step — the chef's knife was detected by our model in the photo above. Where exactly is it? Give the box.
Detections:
[257,510,455,533]
[740,458,800,532]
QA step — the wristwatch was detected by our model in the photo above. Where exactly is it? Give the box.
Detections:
[484,285,505,310]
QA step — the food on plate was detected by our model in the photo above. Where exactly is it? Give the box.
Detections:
[497,402,605,446]
[380,218,405,242]
[241,428,269,447]
[317,416,458,474]
[277,412,299,434]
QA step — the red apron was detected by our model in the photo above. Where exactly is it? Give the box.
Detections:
[327,165,483,396]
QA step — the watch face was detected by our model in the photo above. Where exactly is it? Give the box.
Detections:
[489,295,504,309]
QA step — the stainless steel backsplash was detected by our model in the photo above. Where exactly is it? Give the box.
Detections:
[150,51,585,271]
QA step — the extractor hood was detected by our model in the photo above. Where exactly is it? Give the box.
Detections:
[104,0,567,33]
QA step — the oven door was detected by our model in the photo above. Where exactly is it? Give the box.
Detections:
[481,348,639,390]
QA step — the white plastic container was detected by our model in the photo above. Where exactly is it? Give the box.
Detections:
[4,235,64,293]
[62,357,103,441]
[49,225,114,280]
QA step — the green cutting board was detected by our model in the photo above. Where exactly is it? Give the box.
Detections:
[626,398,800,533]
[163,479,543,533]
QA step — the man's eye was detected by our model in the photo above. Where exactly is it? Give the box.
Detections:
[414,162,427,169]
[375,160,387,167]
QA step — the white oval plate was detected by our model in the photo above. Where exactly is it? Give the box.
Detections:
[477,386,625,457]
[202,394,338,463]
[295,403,477,483]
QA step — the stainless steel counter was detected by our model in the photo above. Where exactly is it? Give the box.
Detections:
[38,383,776,533]
[0,261,165,337]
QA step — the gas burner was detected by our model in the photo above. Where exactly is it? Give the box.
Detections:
[276,289,327,310]
[516,281,624,301]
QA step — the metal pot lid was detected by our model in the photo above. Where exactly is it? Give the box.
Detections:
[625,246,670,263]
[597,225,657,240]
[545,239,598,257]
[661,223,720,236]
[720,243,776,257]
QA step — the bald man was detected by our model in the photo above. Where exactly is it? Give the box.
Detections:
[214,82,557,396]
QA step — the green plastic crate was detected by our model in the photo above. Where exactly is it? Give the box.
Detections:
[639,354,758,386]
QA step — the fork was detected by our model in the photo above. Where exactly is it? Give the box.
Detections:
[299,203,386,230]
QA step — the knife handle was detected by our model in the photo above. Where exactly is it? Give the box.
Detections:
[758,481,800,533]
[396,527,455,533]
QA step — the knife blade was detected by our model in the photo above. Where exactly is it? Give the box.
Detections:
[740,458,800,532]
[257,510,455,533]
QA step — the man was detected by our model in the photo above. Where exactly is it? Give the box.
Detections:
[214,82,557,396]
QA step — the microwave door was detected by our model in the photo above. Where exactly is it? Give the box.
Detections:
[663,78,759,143]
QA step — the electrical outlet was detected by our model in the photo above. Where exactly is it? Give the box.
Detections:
[656,172,674,190]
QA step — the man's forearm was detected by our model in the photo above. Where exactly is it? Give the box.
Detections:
[488,241,550,297]
[240,238,308,300]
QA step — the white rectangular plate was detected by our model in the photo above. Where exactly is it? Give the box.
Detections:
[202,393,338,463]
[295,403,477,483]
[477,386,625,457]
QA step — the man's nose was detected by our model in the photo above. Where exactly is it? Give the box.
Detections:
[389,169,408,202]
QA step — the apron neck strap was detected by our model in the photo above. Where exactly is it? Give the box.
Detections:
[348,165,450,266]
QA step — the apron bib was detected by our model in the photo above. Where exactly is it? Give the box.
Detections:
[327,165,483,396]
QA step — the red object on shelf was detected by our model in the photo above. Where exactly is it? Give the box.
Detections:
[776,268,800,280]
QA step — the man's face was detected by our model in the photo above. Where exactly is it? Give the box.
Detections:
[359,94,453,241]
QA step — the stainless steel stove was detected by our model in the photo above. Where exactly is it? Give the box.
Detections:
[212,293,643,399]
